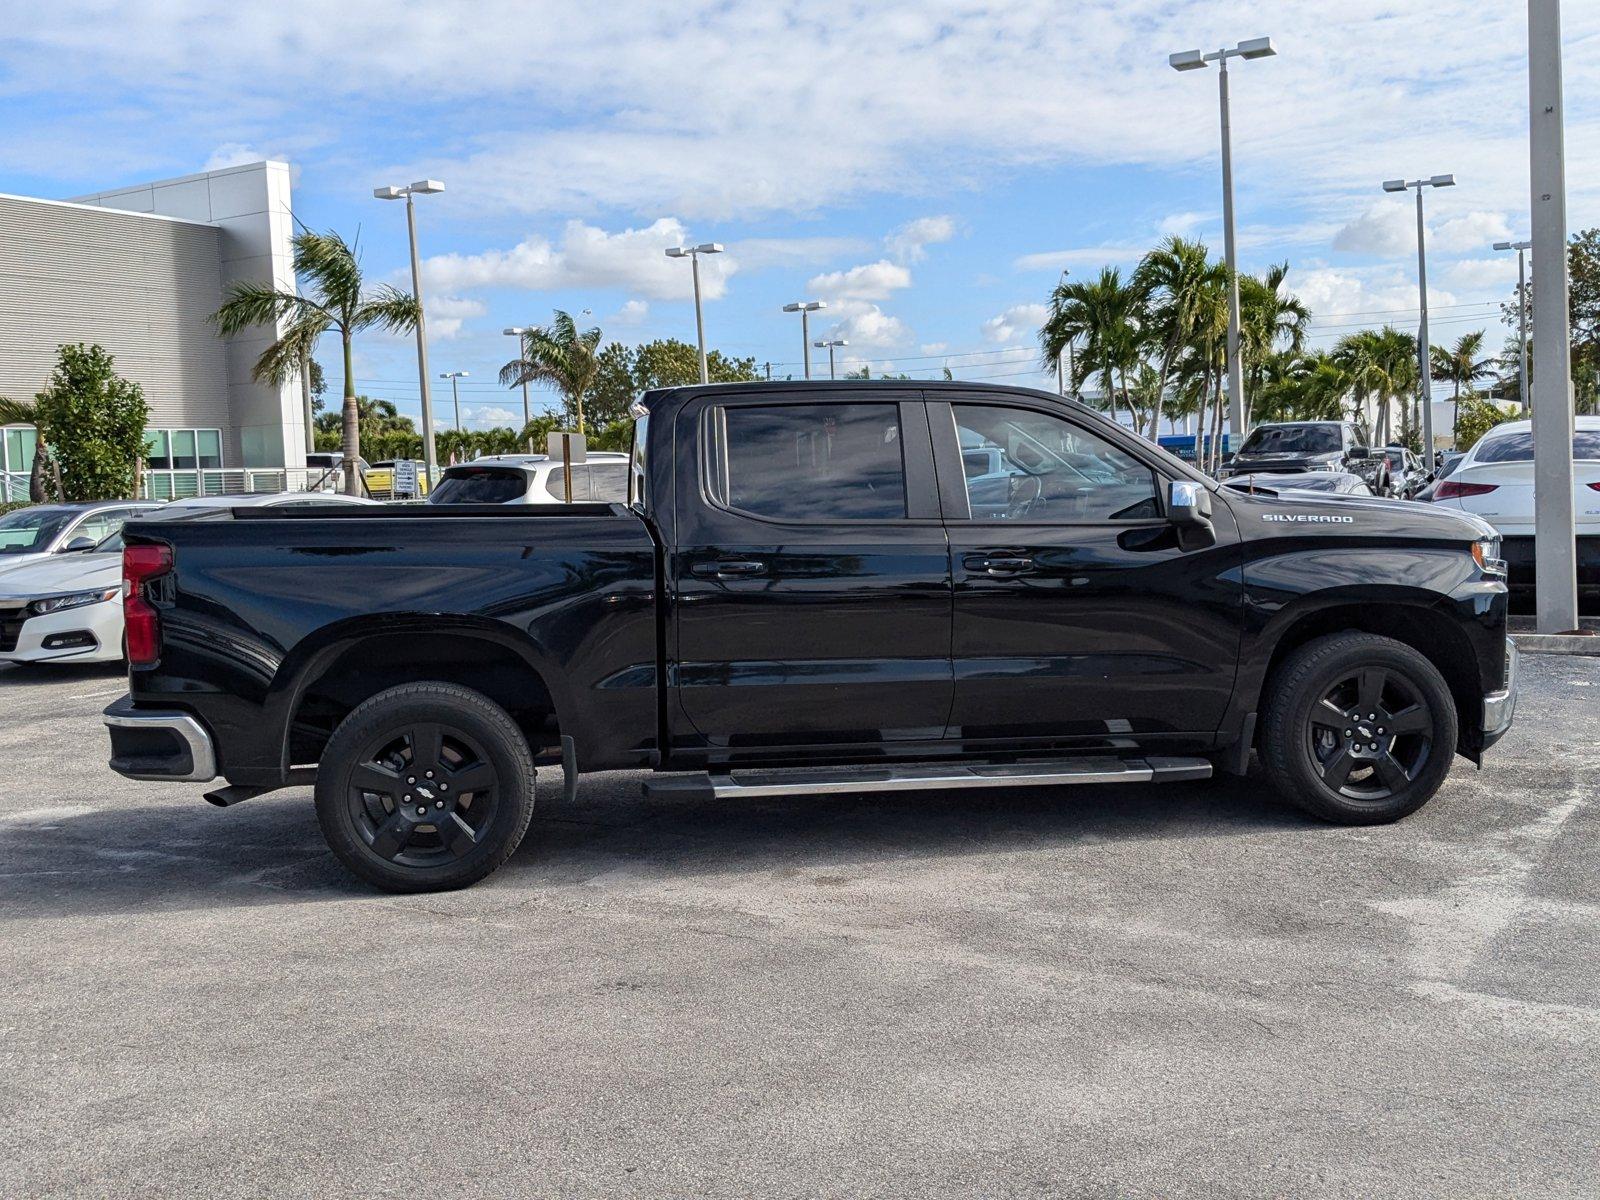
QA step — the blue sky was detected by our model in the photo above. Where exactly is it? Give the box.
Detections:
[6,1,1600,429]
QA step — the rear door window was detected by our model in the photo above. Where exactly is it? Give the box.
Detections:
[709,403,906,521]
[430,469,528,504]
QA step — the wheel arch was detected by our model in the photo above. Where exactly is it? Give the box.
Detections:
[1249,596,1483,757]
[276,615,571,775]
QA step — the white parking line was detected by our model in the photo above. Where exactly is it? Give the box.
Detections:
[67,687,127,700]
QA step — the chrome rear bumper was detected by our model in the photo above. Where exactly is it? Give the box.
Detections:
[103,696,218,782]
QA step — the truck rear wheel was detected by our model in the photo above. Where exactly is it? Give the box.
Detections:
[314,683,536,892]
[1260,632,1457,825]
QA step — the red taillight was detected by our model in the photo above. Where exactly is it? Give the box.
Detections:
[1587,482,1600,492]
[122,544,172,667]
[1435,480,1499,500]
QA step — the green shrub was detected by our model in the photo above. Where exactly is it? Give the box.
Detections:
[1455,396,1520,451]
[32,344,150,501]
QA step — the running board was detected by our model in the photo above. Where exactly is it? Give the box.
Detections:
[643,756,1212,801]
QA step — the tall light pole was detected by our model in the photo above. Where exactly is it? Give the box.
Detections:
[374,179,444,481]
[440,370,468,432]
[1170,36,1276,453]
[782,301,826,378]
[666,243,724,383]
[1383,175,1454,459]
[1493,239,1533,413]
[1529,0,1578,632]
[813,338,848,379]
[503,327,532,428]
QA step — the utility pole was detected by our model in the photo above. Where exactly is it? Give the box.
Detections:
[373,180,444,483]
[1529,0,1578,632]
[665,243,724,384]
[1170,38,1276,453]
[1495,240,1534,413]
[782,301,826,379]
[441,371,468,432]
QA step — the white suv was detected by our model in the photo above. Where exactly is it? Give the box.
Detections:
[428,453,631,505]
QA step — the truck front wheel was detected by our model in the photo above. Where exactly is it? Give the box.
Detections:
[1260,632,1458,824]
[314,683,536,892]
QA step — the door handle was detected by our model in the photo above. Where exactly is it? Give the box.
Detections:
[978,556,1035,575]
[691,559,766,578]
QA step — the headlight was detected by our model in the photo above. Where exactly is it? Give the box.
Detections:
[1471,538,1507,576]
[28,588,120,616]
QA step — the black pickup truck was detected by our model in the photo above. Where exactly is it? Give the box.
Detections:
[105,382,1517,892]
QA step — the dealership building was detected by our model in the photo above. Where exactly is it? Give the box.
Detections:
[0,160,308,500]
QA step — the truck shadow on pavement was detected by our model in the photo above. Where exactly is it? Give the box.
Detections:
[4,770,1313,918]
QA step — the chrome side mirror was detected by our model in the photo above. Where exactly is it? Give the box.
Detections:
[1168,480,1216,548]
[1168,480,1212,528]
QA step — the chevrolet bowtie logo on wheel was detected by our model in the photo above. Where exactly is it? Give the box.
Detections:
[1262,513,1356,524]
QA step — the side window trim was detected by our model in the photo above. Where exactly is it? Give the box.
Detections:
[697,396,941,526]
[929,398,1170,527]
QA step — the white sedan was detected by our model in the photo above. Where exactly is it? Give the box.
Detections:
[0,492,377,665]
[1430,415,1600,600]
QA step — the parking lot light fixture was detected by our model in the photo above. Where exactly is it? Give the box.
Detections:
[503,327,533,427]
[440,370,468,432]
[1493,240,1534,414]
[1168,36,1276,449]
[1383,174,1457,457]
[666,242,724,384]
[375,179,445,480]
[812,338,848,380]
[782,301,826,379]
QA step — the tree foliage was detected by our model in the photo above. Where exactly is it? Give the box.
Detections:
[213,229,419,493]
[30,344,149,501]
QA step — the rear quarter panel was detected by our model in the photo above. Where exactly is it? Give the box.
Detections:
[125,510,658,780]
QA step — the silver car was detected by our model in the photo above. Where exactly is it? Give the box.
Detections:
[0,499,161,579]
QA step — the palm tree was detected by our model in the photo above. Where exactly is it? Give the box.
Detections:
[1333,326,1415,444]
[213,229,420,495]
[1254,351,1349,424]
[1132,237,1227,439]
[1239,263,1311,425]
[0,395,59,502]
[1040,267,1142,427]
[1431,330,1497,443]
[499,310,603,434]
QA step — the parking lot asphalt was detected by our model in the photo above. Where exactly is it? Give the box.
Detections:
[2,657,1596,1199]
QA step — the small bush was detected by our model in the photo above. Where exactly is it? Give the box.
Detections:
[32,344,150,501]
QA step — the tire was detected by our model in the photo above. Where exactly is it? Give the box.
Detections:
[1259,632,1457,825]
[314,682,536,892]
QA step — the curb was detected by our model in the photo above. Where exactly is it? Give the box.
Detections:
[1511,633,1600,656]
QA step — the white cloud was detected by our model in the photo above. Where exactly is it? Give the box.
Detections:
[1433,211,1514,254]
[1331,204,1416,257]
[1158,211,1208,237]
[463,404,518,427]
[885,215,956,263]
[202,142,269,171]
[1013,245,1146,273]
[806,259,912,301]
[608,299,649,325]
[428,295,487,339]
[981,302,1048,344]
[1445,256,1518,292]
[731,236,871,270]
[823,300,912,351]
[8,2,1600,229]
[418,218,736,302]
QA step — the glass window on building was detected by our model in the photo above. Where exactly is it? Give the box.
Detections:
[144,430,171,470]
[4,426,38,474]
[171,429,197,470]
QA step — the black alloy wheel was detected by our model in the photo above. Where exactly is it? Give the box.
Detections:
[346,722,500,868]
[315,683,536,892]
[1260,632,1458,825]
[1307,666,1433,801]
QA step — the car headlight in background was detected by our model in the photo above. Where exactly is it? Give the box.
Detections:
[28,588,120,616]
[1471,538,1507,577]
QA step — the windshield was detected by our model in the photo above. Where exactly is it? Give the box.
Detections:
[0,506,75,554]
[429,469,527,504]
[1475,430,1600,463]
[1240,425,1341,455]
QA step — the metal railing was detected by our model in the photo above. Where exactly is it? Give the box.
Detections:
[137,467,346,500]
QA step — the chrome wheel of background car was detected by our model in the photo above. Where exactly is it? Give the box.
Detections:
[1308,668,1433,801]
[345,723,500,866]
